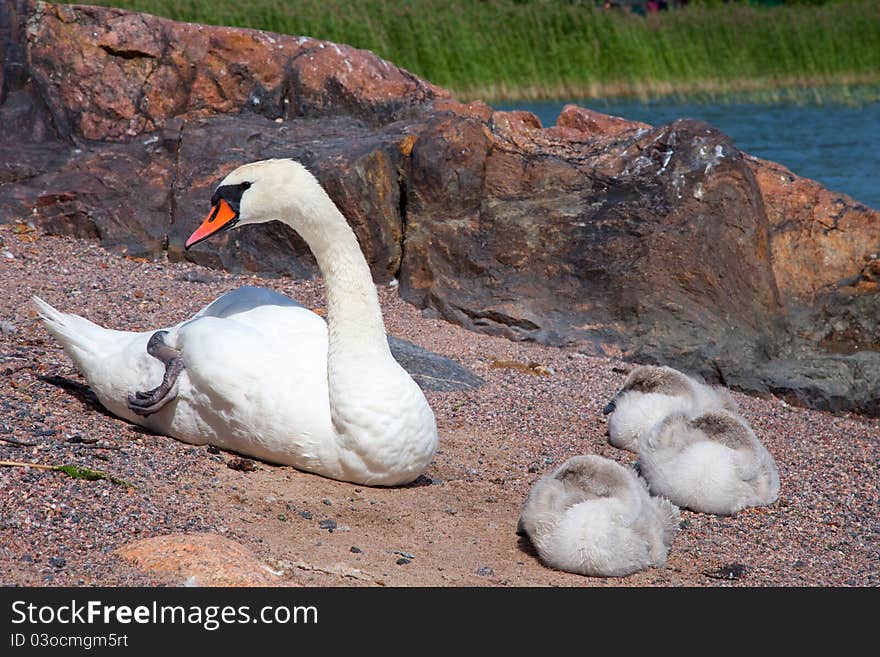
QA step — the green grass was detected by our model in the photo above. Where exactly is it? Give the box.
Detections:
[87,0,880,102]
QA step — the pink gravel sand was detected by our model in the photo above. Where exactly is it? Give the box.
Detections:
[0,223,877,586]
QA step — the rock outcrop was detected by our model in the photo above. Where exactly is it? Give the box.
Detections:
[402,107,786,386]
[1,1,878,415]
[113,533,293,586]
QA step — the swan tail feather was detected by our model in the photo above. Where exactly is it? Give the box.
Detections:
[32,296,119,370]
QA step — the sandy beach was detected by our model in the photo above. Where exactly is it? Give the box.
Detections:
[1,223,876,587]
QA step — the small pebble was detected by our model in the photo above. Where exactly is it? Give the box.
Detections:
[396,558,411,566]
[476,566,494,577]
[227,457,257,472]
[703,563,748,580]
[206,445,220,454]
[350,546,362,554]
[299,510,313,520]
[322,498,332,506]
[176,271,218,284]
[48,556,66,568]
[318,519,337,531]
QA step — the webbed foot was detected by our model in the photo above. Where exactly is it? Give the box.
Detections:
[127,330,184,417]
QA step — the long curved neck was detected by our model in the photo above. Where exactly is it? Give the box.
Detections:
[264,168,435,484]
[292,189,390,360]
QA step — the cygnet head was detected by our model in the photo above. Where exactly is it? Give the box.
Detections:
[689,409,758,450]
[603,365,699,452]
[603,365,694,415]
[185,159,324,249]
[517,454,634,538]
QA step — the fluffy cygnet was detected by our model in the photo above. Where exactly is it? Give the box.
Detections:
[637,409,780,516]
[517,455,679,577]
[603,365,738,452]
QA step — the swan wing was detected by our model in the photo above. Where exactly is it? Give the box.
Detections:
[193,285,307,319]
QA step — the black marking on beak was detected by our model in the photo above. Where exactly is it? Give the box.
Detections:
[210,180,251,212]
[602,400,616,415]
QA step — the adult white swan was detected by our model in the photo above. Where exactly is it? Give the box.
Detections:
[34,158,438,486]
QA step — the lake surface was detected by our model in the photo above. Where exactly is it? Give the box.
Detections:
[497,97,879,210]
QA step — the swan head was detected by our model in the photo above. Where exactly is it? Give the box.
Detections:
[185,159,320,249]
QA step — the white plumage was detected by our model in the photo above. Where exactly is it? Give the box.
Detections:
[637,409,780,515]
[518,455,679,577]
[604,365,738,452]
[34,158,437,486]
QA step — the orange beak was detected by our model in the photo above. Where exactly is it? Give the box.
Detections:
[185,198,239,250]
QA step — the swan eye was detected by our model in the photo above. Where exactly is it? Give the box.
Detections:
[210,181,252,212]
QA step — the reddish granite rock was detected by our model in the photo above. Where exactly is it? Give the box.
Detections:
[747,154,880,390]
[28,146,173,256]
[114,533,295,586]
[288,40,449,123]
[746,154,880,300]
[25,2,447,141]
[555,103,651,139]
[434,97,495,122]
[1,1,429,281]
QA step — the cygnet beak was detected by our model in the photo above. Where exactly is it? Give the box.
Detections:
[602,400,616,415]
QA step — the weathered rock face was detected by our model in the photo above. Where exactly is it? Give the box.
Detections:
[1,0,443,281]
[165,113,415,281]
[1,1,878,415]
[25,2,447,141]
[402,109,786,392]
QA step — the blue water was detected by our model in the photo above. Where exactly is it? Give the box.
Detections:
[497,97,879,210]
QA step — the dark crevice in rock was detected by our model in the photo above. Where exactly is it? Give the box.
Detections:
[395,165,409,282]
[98,44,157,60]
[166,118,185,229]
[453,304,542,333]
